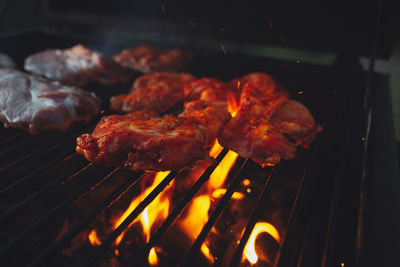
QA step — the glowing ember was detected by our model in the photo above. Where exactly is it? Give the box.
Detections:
[297,91,304,94]
[267,17,273,29]
[242,179,250,186]
[243,222,281,264]
[88,230,101,246]
[212,188,244,200]
[341,263,345,267]
[236,81,241,89]
[149,247,158,265]
[221,44,226,54]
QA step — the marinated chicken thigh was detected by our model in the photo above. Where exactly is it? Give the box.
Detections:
[110,72,195,113]
[76,100,230,171]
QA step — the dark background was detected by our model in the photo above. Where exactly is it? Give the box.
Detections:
[0,0,398,58]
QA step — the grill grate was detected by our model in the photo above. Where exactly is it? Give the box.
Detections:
[0,121,322,266]
[0,29,369,267]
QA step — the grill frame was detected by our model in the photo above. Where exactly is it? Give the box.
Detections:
[0,28,379,266]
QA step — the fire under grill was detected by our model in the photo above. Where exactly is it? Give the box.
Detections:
[0,30,369,267]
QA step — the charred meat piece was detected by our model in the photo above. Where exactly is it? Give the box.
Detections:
[76,100,230,171]
[0,69,100,133]
[114,45,193,74]
[0,53,16,69]
[271,99,323,146]
[110,72,195,113]
[219,81,295,166]
[24,44,133,87]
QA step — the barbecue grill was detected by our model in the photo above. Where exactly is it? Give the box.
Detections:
[0,1,399,266]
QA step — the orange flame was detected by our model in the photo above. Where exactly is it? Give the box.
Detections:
[209,139,224,158]
[88,230,101,246]
[227,94,239,117]
[108,171,173,265]
[178,142,238,262]
[209,150,238,190]
[149,247,158,265]
[180,195,210,238]
[113,171,171,246]
[201,243,215,263]
[243,222,281,264]
[212,188,244,200]
[180,195,214,263]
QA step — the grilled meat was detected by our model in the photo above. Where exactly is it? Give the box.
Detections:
[271,99,323,146]
[110,72,195,113]
[76,100,230,171]
[0,69,100,133]
[0,53,15,69]
[24,44,133,87]
[219,81,295,166]
[219,73,321,166]
[184,77,240,117]
[114,45,193,74]
[184,77,238,102]
[229,72,281,95]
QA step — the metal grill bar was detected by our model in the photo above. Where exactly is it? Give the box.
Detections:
[0,138,28,158]
[321,149,348,266]
[0,131,24,144]
[179,159,249,266]
[0,122,98,175]
[0,160,92,222]
[0,167,120,253]
[29,171,146,267]
[0,152,78,196]
[0,138,69,174]
[228,165,281,266]
[130,149,229,266]
[275,138,321,267]
[79,170,178,267]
